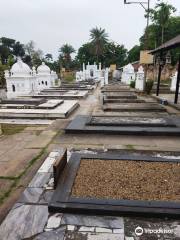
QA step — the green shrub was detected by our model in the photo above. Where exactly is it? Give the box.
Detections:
[64,75,74,82]
[130,80,135,88]
[145,80,154,95]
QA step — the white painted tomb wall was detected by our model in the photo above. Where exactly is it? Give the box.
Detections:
[5,59,59,99]
[121,64,136,84]
[76,62,103,82]
[170,71,179,92]
[135,66,145,91]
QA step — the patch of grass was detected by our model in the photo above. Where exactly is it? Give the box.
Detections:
[0,128,61,205]
[1,124,26,135]
[63,75,75,82]
[0,176,18,180]
[145,80,154,95]
[162,78,171,85]
[126,144,135,150]
[130,80,135,88]
[0,148,47,205]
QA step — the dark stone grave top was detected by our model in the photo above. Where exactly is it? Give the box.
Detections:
[65,115,180,136]
[87,116,176,127]
[103,97,144,104]
[103,103,166,112]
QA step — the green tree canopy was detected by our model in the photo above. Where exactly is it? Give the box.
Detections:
[149,1,176,44]
[127,45,142,63]
[59,44,75,70]
[90,27,109,62]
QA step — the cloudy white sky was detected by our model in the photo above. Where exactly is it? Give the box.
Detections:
[0,0,180,59]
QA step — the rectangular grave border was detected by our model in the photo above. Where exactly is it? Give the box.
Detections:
[85,115,176,127]
[65,115,180,136]
[49,152,180,219]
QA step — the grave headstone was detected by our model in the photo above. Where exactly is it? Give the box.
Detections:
[170,71,179,92]
[135,66,144,91]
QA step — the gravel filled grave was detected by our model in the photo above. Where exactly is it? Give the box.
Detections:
[71,159,180,202]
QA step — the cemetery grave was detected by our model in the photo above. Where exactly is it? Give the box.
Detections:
[103,103,166,112]
[34,90,89,99]
[66,83,180,136]
[49,152,180,218]
[65,115,180,136]
[0,99,79,119]
[0,99,64,109]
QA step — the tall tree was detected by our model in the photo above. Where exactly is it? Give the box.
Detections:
[103,42,127,67]
[24,40,35,56]
[59,44,75,70]
[24,41,43,67]
[0,45,10,64]
[149,1,176,44]
[45,53,53,62]
[0,37,15,49]
[90,27,109,62]
[76,43,96,65]
[127,45,142,63]
[12,41,25,57]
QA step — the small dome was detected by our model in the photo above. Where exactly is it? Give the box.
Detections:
[37,62,50,73]
[123,64,134,73]
[11,58,31,74]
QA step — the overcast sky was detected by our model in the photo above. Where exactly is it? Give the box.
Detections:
[0,0,180,59]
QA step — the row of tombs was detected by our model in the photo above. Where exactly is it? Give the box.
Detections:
[76,62,179,93]
[0,59,100,121]
[1,58,179,123]
[113,63,179,93]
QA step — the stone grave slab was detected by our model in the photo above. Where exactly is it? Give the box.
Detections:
[104,93,137,100]
[0,103,36,109]
[103,97,145,104]
[101,89,134,93]
[92,109,168,117]
[0,100,79,119]
[0,100,64,110]
[87,116,176,127]
[0,119,53,125]
[33,90,88,99]
[103,103,166,112]
[0,98,46,105]
[37,100,64,109]
[65,115,180,136]
[49,152,180,218]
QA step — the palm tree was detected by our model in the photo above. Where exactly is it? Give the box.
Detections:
[59,44,75,62]
[149,2,176,44]
[59,44,75,70]
[90,27,109,62]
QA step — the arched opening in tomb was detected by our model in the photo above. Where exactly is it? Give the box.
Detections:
[90,69,94,77]
[45,81,47,86]
[42,81,44,85]
[12,84,16,92]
